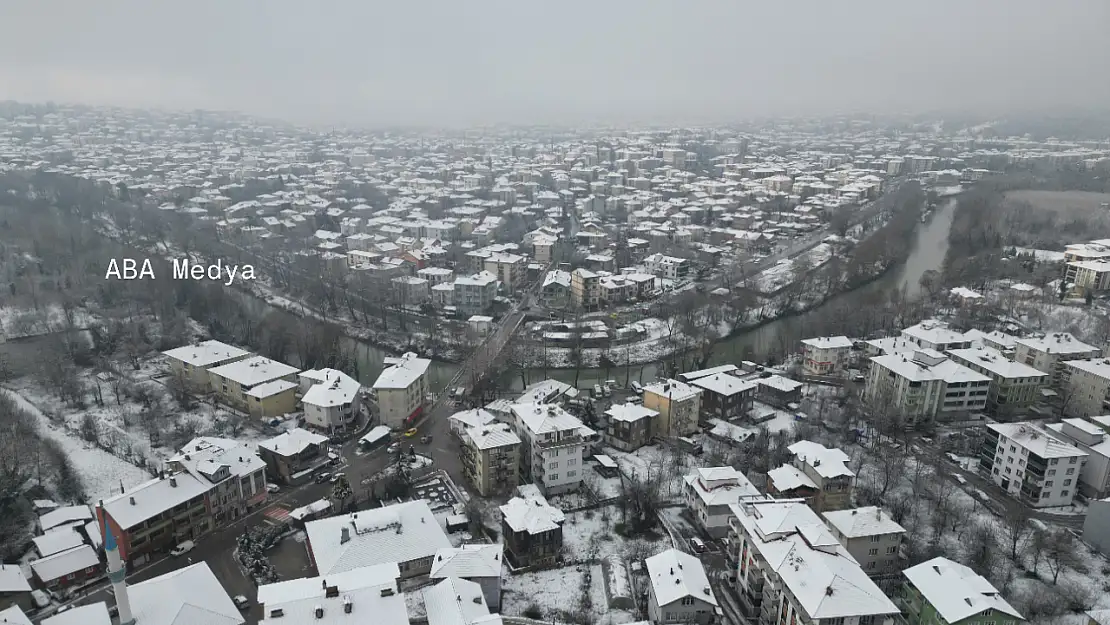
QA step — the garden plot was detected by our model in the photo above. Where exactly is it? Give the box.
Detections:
[502,563,638,625]
[560,505,667,561]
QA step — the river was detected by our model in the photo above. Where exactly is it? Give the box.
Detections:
[230,197,957,393]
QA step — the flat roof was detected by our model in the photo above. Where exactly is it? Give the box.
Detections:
[208,355,300,388]
[162,340,250,368]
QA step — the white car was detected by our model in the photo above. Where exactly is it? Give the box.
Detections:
[233,595,251,610]
[266,483,280,494]
[170,540,195,557]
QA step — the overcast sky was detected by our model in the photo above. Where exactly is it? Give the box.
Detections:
[2,0,1108,128]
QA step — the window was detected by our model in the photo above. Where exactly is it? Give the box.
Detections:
[567,459,576,466]
[1048,469,1056,476]
[681,597,695,606]
[549,474,558,480]
[1009,445,1016,452]
[868,548,878,556]
[1062,490,1070,497]
[887,546,898,554]
[1045,480,1053,487]
[567,470,576,477]
[1064,479,1072,486]
[1069,457,1077,464]
[1066,468,1075,475]
[1050,458,1059,465]
[548,462,558,469]
[869,535,881,543]
[1007,457,1013,464]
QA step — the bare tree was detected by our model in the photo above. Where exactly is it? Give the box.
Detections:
[1043,530,1077,585]
[997,508,1033,561]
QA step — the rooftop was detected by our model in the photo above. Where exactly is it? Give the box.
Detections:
[128,562,244,625]
[41,603,111,625]
[903,557,1022,623]
[801,336,853,350]
[423,577,501,625]
[464,423,521,450]
[208,355,300,388]
[305,500,451,575]
[373,352,432,390]
[684,466,760,506]
[0,563,31,593]
[1015,332,1099,356]
[948,346,1049,379]
[644,549,717,608]
[162,340,250,368]
[988,422,1087,459]
[821,507,906,538]
[258,563,405,625]
[500,490,565,534]
[429,544,503,580]
[258,428,328,457]
[30,545,99,582]
[605,402,659,423]
[303,370,361,408]
[788,441,855,479]
[642,379,701,402]
[690,372,758,397]
[100,472,210,530]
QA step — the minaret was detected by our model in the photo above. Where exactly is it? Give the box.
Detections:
[103,509,136,625]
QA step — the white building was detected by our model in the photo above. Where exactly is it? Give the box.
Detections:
[865,349,990,423]
[258,562,407,625]
[644,549,718,625]
[642,253,690,281]
[980,422,1088,508]
[448,408,498,438]
[900,557,1023,625]
[301,369,361,433]
[1046,417,1110,500]
[900,320,973,351]
[372,352,431,428]
[429,544,503,610]
[423,577,500,625]
[683,467,760,538]
[946,346,1048,417]
[510,402,590,494]
[820,506,906,575]
[1060,357,1110,417]
[1014,333,1101,387]
[799,336,854,375]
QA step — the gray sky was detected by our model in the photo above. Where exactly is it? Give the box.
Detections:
[2,0,1108,128]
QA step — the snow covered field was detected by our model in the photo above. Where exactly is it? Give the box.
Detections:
[0,303,98,340]
[502,562,638,625]
[752,243,834,293]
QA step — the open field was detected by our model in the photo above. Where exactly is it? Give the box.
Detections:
[1004,190,1110,214]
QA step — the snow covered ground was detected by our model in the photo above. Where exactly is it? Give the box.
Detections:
[502,562,639,625]
[1012,247,1066,263]
[752,243,834,293]
[0,304,98,340]
[2,387,151,502]
[748,401,799,434]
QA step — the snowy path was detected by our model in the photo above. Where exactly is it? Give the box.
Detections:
[2,387,152,502]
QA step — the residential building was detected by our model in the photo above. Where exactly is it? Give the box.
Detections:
[256,428,329,484]
[604,402,658,452]
[257,562,405,625]
[900,557,1024,625]
[41,603,110,625]
[429,544,503,610]
[29,545,101,591]
[454,271,499,315]
[1045,418,1110,500]
[166,437,268,524]
[372,352,431,428]
[500,486,565,569]
[484,252,526,294]
[301,369,361,433]
[122,561,244,625]
[423,577,500,625]
[683,467,760,538]
[642,254,690,281]
[304,500,452,579]
[727,497,900,625]
[1067,260,1110,296]
[947,346,1048,418]
[821,506,906,575]
[767,441,855,513]
[1060,358,1110,417]
[207,355,300,415]
[755,374,804,406]
[689,373,757,421]
[1014,333,1101,387]
[448,408,498,438]
[0,565,31,612]
[0,606,31,625]
[33,527,84,559]
[642,379,702,438]
[96,472,212,568]
[644,549,718,625]
[865,349,990,424]
[1083,497,1110,555]
[901,320,973,351]
[799,336,854,375]
[978,422,1087,508]
[391,275,430,305]
[38,505,93,534]
[461,423,521,497]
[510,403,590,494]
[540,270,571,310]
[570,268,600,310]
[162,340,251,392]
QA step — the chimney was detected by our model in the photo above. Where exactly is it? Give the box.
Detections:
[343,596,352,614]
[472,596,482,604]
[129,496,136,505]
[340,527,350,544]
[170,477,177,487]
[322,579,327,589]
[380,588,395,597]
[314,606,324,619]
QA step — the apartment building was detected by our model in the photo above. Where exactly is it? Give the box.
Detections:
[570,268,600,310]
[1046,417,1110,500]
[391,275,430,305]
[642,253,690,281]
[96,472,213,568]
[484,252,526,293]
[799,336,854,375]
[690,373,757,421]
[257,563,406,625]
[500,486,565,568]
[511,403,590,494]
[683,467,760,538]
[372,352,431,428]
[901,320,974,351]
[1060,358,1110,417]
[979,422,1087,508]
[1014,333,1101,387]
[900,557,1024,625]
[300,369,361,433]
[604,402,658,451]
[865,349,990,423]
[162,340,251,392]
[461,422,521,497]
[540,269,571,310]
[256,428,329,485]
[166,437,268,524]
[947,346,1049,418]
[767,441,856,513]
[453,271,499,315]
[645,549,718,625]
[821,506,906,575]
[429,544,503,610]
[207,355,300,415]
[727,497,900,625]
[642,379,703,438]
[1067,260,1110,296]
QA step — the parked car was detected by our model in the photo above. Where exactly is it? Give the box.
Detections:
[630,381,643,393]
[233,595,251,610]
[266,483,280,494]
[170,540,195,557]
[404,428,419,438]
[592,384,603,398]
[388,442,400,454]
[329,472,346,484]
[690,538,707,553]
[314,472,332,484]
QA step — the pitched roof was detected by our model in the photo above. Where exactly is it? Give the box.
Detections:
[100,473,211,530]
[128,562,243,625]
[257,563,405,625]
[305,500,451,575]
[0,564,31,593]
[499,492,564,534]
[372,353,431,390]
[821,507,906,538]
[429,544,503,580]
[41,602,111,625]
[903,557,1022,622]
[38,504,93,532]
[30,545,99,582]
[0,606,32,625]
[423,578,502,625]
[33,526,85,557]
[645,549,717,608]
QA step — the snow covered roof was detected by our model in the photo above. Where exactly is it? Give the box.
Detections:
[1015,332,1098,355]
[684,467,760,506]
[768,464,818,491]
[511,402,584,437]
[800,336,853,350]
[303,370,361,408]
[208,355,299,388]
[464,423,521,450]
[33,526,85,557]
[605,402,659,423]
[903,557,1022,622]
[500,490,564,534]
[423,577,502,625]
[128,562,243,625]
[305,500,451,575]
[429,544,503,580]
[246,379,298,399]
[373,352,431,390]
[0,563,31,593]
[901,320,968,347]
[788,441,855,479]
[38,504,93,532]
[101,472,211,530]
[257,563,405,625]
[948,346,1049,380]
[690,373,758,397]
[83,519,102,550]
[169,437,266,484]
[757,374,804,393]
[41,602,111,625]
[987,423,1086,460]
[258,428,328,457]
[677,364,739,382]
[30,545,99,583]
[644,549,717,608]
[821,507,906,538]
[0,606,32,625]
[162,340,250,368]
[448,409,497,431]
[642,379,701,402]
